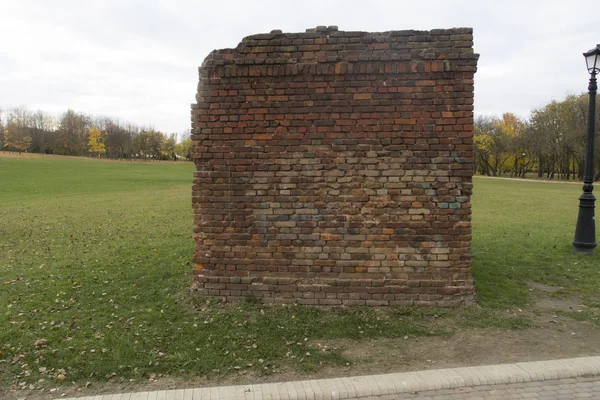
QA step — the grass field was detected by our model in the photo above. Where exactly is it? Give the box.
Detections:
[472,177,600,307]
[1,155,599,393]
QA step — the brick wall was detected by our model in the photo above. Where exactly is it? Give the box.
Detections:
[191,26,479,306]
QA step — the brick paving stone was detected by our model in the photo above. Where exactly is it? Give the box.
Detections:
[394,376,600,399]
[538,390,558,396]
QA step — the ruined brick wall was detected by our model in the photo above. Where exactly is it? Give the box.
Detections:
[191,26,478,306]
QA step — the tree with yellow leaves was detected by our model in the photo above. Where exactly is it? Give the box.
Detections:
[497,113,530,177]
[88,127,106,157]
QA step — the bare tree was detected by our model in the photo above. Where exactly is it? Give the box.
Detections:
[30,110,55,154]
[0,108,4,149]
[56,109,91,155]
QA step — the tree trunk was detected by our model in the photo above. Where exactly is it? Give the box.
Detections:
[39,131,45,154]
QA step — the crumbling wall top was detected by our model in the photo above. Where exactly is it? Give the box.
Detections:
[200,27,478,70]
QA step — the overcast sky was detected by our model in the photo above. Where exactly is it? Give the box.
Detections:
[0,0,598,135]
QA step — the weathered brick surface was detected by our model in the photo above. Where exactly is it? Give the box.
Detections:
[191,27,479,306]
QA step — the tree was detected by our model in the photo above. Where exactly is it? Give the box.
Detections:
[3,106,33,152]
[88,127,106,156]
[176,138,192,161]
[55,110,90,155]
[524,93,600,180]
[30,110,55,154]
[163,133,177,160]
[133,130,165,159]
[177,129,192,160]
[4,124,32,152]
[497,113,528,177]
[0,108,4,149]
[474,115,512,176]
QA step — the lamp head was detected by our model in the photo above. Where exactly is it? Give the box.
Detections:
[584,44,600,75]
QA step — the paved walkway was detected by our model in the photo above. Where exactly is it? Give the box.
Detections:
[63,356,600,400]
[391,376,600,399]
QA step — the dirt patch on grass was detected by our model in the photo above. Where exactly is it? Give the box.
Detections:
[5,299,600,400]
[333,313,599,373]
[475,175,582,185]
[0,151,44,159]
[524,280,564,293]
[525,280,588,313]
[0,151,189,164]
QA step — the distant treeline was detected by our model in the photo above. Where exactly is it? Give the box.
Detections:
[475,92,600,180]
[3,92,599,178]
[0,106,192,161]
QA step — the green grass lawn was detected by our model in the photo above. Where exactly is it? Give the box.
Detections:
[471,177,600,308]
[0,156,598,389]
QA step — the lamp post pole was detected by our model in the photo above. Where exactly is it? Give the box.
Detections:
[573,45,600,254]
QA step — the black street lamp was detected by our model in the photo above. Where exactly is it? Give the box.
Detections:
[573,44,600,254]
